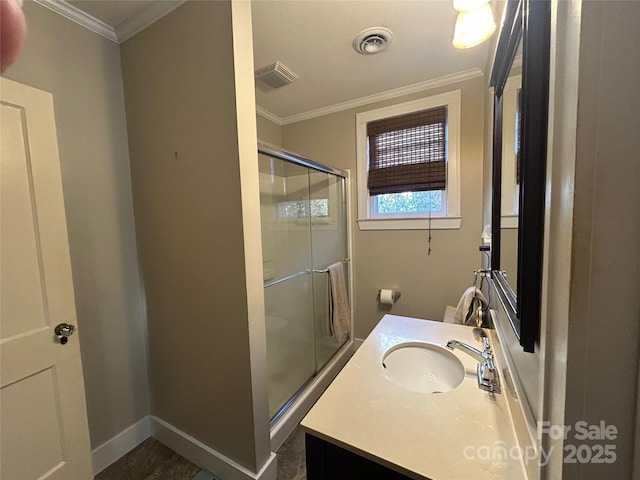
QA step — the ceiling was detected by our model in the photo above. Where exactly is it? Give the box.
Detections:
[67,0,155,29]
[251,1,491,121]
[63,0,495,122]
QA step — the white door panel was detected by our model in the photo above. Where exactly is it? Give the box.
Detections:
[1,78,93,480]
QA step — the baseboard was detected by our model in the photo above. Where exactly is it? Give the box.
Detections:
[92,416,152,475]
[151,416,277,480]
[354,338,364,350]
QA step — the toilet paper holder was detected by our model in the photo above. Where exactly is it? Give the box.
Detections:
[378,289,401,304]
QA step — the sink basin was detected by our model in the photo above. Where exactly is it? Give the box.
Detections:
[382,342,465,394]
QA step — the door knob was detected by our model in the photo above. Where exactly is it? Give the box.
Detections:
[54,323,75,345]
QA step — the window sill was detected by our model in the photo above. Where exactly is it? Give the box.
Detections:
[357,217,462,231]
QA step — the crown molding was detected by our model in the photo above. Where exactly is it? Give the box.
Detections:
[278,68,484,125]
[256,106,283,126]
[116,0,188,43]
[256,68,484,126]
[33,0,188,44]
[33,0,118,43]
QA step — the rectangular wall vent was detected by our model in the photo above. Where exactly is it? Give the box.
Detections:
[254,61,299,88]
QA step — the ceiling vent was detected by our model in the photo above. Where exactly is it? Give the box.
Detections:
[353,27,393,55]
[255,61,299,88]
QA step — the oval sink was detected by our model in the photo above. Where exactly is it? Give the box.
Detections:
[382,342,465,394]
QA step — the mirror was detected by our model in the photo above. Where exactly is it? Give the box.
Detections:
[499,49,521,299]
[490,0,550,353]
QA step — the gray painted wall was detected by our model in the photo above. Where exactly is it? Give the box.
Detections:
[120,1,263,471]
[257,114,283,146]
[3,1,150,449]
[559,2,640,477]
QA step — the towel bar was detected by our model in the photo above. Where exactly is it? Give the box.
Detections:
[308,258,349,274]
[264,259,350,287]
[263,270,307,288]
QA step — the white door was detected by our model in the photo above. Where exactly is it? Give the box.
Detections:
[1,78,93,479]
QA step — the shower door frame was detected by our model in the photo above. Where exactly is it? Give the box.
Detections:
[258,142,355,449]
[259,142,347,178]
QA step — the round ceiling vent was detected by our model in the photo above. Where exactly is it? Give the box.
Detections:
[353,27,393,55]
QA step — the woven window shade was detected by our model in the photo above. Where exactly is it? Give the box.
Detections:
[367,106,447,196]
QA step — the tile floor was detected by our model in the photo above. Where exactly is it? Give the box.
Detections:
[94,438,200,480]
[94,427,307,480]
[276,427,306,480]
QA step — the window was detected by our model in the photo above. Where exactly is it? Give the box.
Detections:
[500,75,521,229]
[258,166,339,229]
[278,199,329,218]
[356,91,461,230]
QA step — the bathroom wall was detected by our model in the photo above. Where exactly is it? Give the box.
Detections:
[3,1,150,449]
[543,1,640,477]
[257,114,283,146]
[282,76,486,338]
[120,0,269,472]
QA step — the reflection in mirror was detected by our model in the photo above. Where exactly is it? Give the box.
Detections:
[489,0,523,343]
[490,0,550,353]
[499,50,521,296]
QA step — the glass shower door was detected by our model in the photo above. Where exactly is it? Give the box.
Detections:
[259,154,315,419]
[309,171,349,371]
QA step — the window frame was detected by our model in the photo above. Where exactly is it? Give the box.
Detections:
[356,90,462,230]
[500,75,522,229]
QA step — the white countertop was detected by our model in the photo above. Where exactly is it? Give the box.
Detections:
[301,315,527,480]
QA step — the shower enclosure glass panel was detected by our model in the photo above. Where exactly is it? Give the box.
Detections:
[259,151,349,420]
[309,170,349,371]
[264,274,314,417]
[260,157,315,418]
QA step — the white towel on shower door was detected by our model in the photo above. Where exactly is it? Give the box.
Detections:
[326,262,350,344]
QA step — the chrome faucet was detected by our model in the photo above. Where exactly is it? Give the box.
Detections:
[446,337,501,393]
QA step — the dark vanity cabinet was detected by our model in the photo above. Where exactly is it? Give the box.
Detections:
[305,434,413,480]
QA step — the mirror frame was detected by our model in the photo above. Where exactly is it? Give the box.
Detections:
[489,0,550,353]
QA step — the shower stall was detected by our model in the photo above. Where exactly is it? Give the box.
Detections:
[258,144,352,439]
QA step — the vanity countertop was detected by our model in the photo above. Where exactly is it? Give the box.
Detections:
[300,314,527,480]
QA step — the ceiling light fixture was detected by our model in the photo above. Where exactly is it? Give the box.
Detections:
[452,1,496,49]
[453,0,489,12]
[353,27,393,55]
